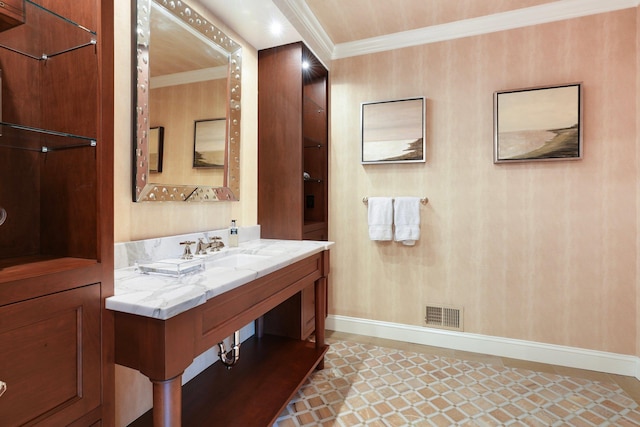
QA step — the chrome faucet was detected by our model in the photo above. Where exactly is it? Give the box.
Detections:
[195,236,224,255]
[180,241,195,259]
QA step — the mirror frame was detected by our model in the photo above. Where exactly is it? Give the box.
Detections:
[133,0,242,202]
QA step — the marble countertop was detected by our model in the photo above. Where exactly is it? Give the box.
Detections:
[106,239,334,320]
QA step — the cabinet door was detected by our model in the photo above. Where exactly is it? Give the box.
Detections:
[0,284,101,426]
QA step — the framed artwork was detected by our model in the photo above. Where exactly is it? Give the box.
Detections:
[494,83,582,163]
[193,118,226,168]
[149,126,164,173]
[361,97,425,164]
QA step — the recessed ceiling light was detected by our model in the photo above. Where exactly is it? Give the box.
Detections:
[270,21,283,36]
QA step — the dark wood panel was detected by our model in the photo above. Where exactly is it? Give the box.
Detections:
[263,285,316,340]
[0,148,40,258]
[0,284,102,425]
[38,8,99,260]
[303,72,327,108]
[258,43,305,239]
[40,146,98,259]
[97,0,116,423]
[129,335,329,427]
[0,0,24,32]
[0,258,100,304]
[38,0,97,31]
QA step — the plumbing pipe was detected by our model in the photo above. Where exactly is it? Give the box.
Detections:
[218,330,241,368]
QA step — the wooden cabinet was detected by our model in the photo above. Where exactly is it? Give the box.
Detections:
[258,42,329,341]
[0,0,24,32]
[258,42,329,241]
[0,285,102,426]
[0,0,114,425]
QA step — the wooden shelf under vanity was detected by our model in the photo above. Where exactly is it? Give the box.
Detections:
[129,334,328,427]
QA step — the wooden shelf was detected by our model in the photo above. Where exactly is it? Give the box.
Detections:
[0,256,97,284]
[129,334,329,427]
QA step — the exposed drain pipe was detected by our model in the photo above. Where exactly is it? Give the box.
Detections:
[218,330,241,368]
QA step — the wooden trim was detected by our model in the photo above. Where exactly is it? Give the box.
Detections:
[0,261,102,305]
[96,0,115,423]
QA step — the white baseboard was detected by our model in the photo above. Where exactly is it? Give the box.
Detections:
[327,314,640,380]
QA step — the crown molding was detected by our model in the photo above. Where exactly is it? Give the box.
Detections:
[272,0,335,67]
[325,0,639,60]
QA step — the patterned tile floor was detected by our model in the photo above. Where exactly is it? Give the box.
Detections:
[274,332,640,426]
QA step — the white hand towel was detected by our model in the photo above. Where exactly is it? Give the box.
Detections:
[367,197,393,241]
[394,197,421,246]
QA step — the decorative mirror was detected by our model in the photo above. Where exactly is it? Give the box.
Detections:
[133,0,242,201]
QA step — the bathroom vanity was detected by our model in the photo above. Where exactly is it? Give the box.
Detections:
[107,238,332,427]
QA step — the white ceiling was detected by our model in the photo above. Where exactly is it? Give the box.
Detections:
[199,0,304,51]
[200,0,639,67]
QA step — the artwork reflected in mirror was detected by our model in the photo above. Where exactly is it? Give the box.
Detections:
[194,119,225,168]
[149,126,164,173]
[133,0,242,202]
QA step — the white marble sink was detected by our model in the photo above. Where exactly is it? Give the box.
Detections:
[208,253,270,268]
[108,239,334,320]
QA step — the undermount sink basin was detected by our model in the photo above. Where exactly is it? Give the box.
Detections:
[208,253,270,268]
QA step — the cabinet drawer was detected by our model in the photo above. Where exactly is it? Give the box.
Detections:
[0,284,101,426]
[0,0,24,32]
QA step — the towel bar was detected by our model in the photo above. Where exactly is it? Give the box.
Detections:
[362,197,428,205]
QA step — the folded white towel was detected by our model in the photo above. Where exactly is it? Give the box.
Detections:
[394,197,421,246]
[367,197,393,241]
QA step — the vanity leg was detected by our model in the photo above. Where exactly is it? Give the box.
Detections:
[315,277,327,370]
[255,316,264,338]
[152,375,182,427]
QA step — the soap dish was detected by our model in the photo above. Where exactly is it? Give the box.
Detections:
[136,258,205,277]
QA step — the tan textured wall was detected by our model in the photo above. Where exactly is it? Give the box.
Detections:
[150,79,226,186]
[637,6,640,359]
[328,9,637,355]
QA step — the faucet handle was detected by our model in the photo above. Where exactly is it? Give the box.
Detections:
[180,241,195,259]
[210,236,224,251]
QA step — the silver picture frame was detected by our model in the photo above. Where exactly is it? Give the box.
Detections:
[494,83,582,163]
[361,97,426,164]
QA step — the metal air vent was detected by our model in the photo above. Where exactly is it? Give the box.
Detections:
[425,304,463,331]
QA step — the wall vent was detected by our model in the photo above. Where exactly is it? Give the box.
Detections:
[425,304,463,331]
